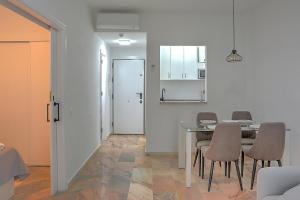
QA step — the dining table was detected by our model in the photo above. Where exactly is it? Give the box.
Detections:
[178,120,292,187]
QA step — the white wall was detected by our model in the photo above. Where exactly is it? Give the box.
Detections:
[100,41,112,140]
[111,46,146,59]
[140,13,249,152]
[19,0,104,184]
[160,80,205,100]
[243,0,300,165]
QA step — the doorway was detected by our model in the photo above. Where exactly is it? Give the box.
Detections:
[0,1,66,194]
[0,5,52,197]
[113,59,145,134]
[98,32,147,136]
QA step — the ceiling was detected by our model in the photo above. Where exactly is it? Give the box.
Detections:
[98,32,147,47]
[86,0,260,14]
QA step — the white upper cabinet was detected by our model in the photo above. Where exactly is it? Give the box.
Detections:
[170,46,184,80]
[160,46,171,80]
[184,46,198,80]
[160,45,207,80]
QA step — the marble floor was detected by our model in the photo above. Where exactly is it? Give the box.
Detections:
[13,135,259,200]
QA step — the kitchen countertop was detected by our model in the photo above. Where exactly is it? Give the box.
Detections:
[160,99,207,104]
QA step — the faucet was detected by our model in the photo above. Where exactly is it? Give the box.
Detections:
[161,88,166,101]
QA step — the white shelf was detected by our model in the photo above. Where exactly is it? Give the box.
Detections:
[160,79,206,81]
[160,100,207,104]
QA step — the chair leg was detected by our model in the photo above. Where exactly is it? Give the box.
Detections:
[201,155,205,179]
[268,161,271,167]
[235,160,243,191]
[241,151,244,177]
[193,149,199,167]
[228,161,231,178]
[225,162,227,176]
[208,161,215,192]
[261,160,265,168]
[251,159,257,190]
[198,150,201,176]
[219,161,222,167]
[277,160,282,167]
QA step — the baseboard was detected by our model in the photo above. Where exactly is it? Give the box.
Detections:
[112,133,145,136]
[67,142,101,187]
[103,131,112,140]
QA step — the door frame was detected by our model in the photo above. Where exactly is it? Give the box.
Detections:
[1,0,67,193]
[99,50,105,141]
[112,59,146,135]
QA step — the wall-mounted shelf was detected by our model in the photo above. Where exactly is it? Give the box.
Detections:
[160,79,206,81]
[160,100,207,104]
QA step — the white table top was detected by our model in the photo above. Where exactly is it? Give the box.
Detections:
[180,121,291,132]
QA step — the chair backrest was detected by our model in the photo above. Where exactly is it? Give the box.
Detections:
[196,112,218,127]
[205,123,241,161]
[232,111,252,120]
[249,122,285,161]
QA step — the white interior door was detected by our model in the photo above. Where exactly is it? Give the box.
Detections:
[113,60,144,134]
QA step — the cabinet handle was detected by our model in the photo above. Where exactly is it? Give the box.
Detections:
[197,47,200,63]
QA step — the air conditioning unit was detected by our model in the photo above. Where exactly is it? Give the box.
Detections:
[96,13,140,31]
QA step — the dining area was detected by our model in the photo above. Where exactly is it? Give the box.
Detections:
[178,111,291,192]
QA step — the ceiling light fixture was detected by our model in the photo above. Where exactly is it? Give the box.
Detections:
[117,39,134,46]
[226,0,243,63]
[114,33,136,46]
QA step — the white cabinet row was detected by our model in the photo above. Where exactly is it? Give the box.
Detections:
[160,46,207,80]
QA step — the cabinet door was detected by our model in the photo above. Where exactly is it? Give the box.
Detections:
[160,46,171,80]
[170,46,184,80]
[184,46,198,80]
[198,46,207,63]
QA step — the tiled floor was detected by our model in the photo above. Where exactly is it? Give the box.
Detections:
[13,135,258,200]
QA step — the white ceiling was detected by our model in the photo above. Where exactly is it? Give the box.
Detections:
[86,0,261,14]
[98,32,147,47]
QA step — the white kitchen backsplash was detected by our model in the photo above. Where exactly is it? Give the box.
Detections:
[160,80,206,100]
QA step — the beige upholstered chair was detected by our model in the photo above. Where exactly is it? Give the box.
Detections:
[241,122,286,190]
[194,112,218,176]
[203,123,243,192]
[232,111,255,140]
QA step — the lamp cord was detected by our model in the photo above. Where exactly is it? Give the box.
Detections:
[233,0,236,50]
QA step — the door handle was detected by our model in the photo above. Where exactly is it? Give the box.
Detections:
[46,103,50,122]
[54,102,60,122]
[136,92,143,99]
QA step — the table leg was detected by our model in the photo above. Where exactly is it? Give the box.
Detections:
[283,130,291,166]
[178,121,185,168]
[186,131,192,187]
